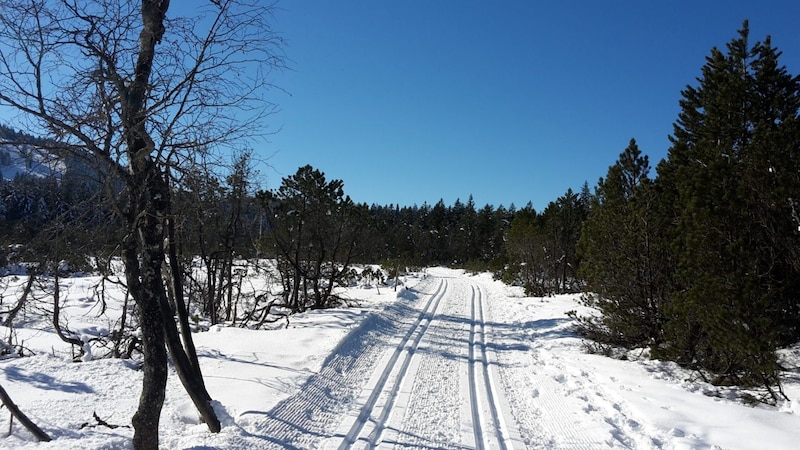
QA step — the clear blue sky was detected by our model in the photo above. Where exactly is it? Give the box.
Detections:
[1,2,797,211]
[261,0,800,210]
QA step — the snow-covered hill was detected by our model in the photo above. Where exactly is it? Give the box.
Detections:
[1,267,799,449]
[0,124,65,182]
[0,143,64,181]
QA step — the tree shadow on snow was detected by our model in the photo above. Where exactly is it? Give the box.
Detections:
[4,366,94,393]
[397,287,420,301]
[516,318,576,339]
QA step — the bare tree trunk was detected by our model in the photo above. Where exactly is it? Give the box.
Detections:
[166,213,205,383]
[127,171,222,441]
[125,2,172,447]
[2,274,35,328]
[125,232,167,450]
[0,383,51,442]
[157,294,221,432]
[162,208,219,431]
[113,290,131,359]
[52,270,84,356]
[207,259,219,324]
[146,169,220,432]
[224,259,234,322]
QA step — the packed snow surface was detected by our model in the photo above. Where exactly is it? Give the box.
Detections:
[2,267,800,449]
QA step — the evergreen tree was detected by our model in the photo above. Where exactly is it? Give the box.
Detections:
[545,188,587,293]
[428,200,450,263]
[656,22,800,392]
[504,203,545,294]
[576,139,669,348]
[259,165,361,311]
[454,195,479,263]
[475,203,499,262]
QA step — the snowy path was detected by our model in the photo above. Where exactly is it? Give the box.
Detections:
[332,274,521,449]
[244,268,655,449]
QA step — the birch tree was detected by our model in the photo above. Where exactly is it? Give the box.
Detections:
[0,0,283,447]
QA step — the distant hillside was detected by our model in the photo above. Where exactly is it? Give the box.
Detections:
[0,123,65,181]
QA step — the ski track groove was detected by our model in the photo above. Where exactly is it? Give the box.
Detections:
[338,278,450,449]
[468,285,486,449]
[469,284,511,450]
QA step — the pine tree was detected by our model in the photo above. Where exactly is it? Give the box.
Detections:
[259,165,360,311]
[504,203,545,294]
[576,139,668,348]
[656,22,800,393]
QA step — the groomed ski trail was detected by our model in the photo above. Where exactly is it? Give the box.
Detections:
[334,270,522,449]
[245,268,657,449]
[239,283,441,449]
[466,283,518,450]
[336,278,450,449]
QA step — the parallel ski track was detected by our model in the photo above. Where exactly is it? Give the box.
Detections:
[468,283,512,450]
[338,278,449,449]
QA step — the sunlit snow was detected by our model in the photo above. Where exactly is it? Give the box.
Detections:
[1,267,799,449]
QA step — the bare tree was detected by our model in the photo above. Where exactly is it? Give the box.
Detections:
[0,0,283,448]
[177,150,258,325]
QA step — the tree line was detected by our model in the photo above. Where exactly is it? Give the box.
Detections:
[0,142,590,306]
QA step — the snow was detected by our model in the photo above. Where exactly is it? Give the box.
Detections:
[1,267,800,449]
[0,143,64,181]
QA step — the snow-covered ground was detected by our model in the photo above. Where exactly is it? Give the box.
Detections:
[1,267,800,449]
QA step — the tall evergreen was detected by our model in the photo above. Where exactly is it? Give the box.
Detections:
[577,139,668,348]
[656,22,800,390]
